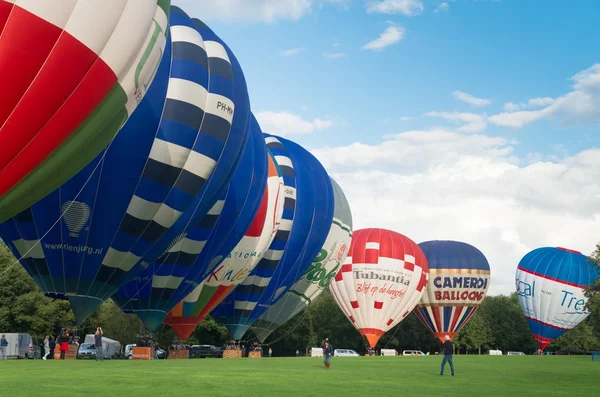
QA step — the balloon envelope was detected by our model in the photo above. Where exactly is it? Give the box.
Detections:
[0,0,170,221]
[515,246,598,351]
[0,7,245,324]
[414,240,491,343]
[164,148,284,340]
[252,177,353,343]
[329,228,429,348]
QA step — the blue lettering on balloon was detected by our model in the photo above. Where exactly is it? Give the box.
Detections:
[516,279,535,298]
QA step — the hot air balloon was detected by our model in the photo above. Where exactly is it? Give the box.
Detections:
[251,177,353,343]
[515,246,598,351]
[0,6,248,325]
[163,147,284,340]
[0,0,170,221]
[329,228,429,348]
[114,110,264,332]
[211,134,335,341]
[413,240,491,343]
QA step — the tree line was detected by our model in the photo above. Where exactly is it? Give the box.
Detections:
[1,241,598,356]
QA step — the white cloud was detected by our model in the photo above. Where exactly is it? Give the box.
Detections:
[528,97,555,107]
[172,0,346,23]
[311,130,600,295]
[366,0,424,16]
[280,48,305,56]
[434,2,450,13]
[425,111,487,133]
[362,26,406,51]
[490,64,600,128]
[324,52,346,59]
[255,111,334,136]
[400,116,412,121]
[453,90,492,107]
[504,102,521,112]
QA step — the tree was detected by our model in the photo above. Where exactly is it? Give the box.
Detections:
[584,243,599,330]
[454,310,494,354]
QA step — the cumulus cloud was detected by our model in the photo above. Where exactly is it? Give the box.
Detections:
[172,0,346,23]
[366,0,424,16]
[425,111,487,133]
[362,26,406,51]
[490,64,600,128]
[311,129,600,295]
[453,90,492,107]
[255,111,334,136]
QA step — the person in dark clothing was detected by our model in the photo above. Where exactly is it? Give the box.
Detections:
[94,327,104,361]
[48,336,56,360]
[440,335,454,376]
[322,338,334,369]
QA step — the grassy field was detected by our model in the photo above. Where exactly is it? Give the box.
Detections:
[0,355,596,396]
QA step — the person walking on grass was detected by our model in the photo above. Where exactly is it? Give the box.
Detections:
[440,335,454,376]
[94,327,104,361]
[43,335,50,360]
[322,338,334,369]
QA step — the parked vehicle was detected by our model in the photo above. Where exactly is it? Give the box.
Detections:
[0,333,41,359]
[77,343,97,360]
[156,347,168,359]
[125,344,136,359]
[334,349,360,357]
[402,350,425,356]
[190,345,220,358]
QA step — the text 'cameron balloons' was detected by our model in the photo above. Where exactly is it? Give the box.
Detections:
[515,246,598,351]
[251,177,353,343]
[0,6,246,325]
[329,228,429,348]
[414,240,491,343]
[0,0,170,221]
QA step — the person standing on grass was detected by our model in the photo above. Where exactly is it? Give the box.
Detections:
[58,330,69,360]
[440,335,454,376]
[48,335,56,360]
[322,338,334,369]
[0,334,8,359]
[94,327,104,361]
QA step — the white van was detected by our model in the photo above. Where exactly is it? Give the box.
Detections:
[334,349,359,357]
[380,349,398,356]
[0,333,41,359]
[489,349,503,355]
[402,350,425,356]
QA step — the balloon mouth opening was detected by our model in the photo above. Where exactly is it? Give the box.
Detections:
[556,247,582,255]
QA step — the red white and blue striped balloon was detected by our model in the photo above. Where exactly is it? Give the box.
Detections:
[515,247,598,351]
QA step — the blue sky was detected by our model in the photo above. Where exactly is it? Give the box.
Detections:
[173,0,600,295]
[176,0,600,159]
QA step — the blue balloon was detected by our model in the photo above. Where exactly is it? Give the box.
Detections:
[515,246,598,351]
[114,113,265,331]
[211,135,335,340]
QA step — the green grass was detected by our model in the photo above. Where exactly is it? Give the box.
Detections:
[0,356,597,396]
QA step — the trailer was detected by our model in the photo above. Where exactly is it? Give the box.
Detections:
[0,333,41,359]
